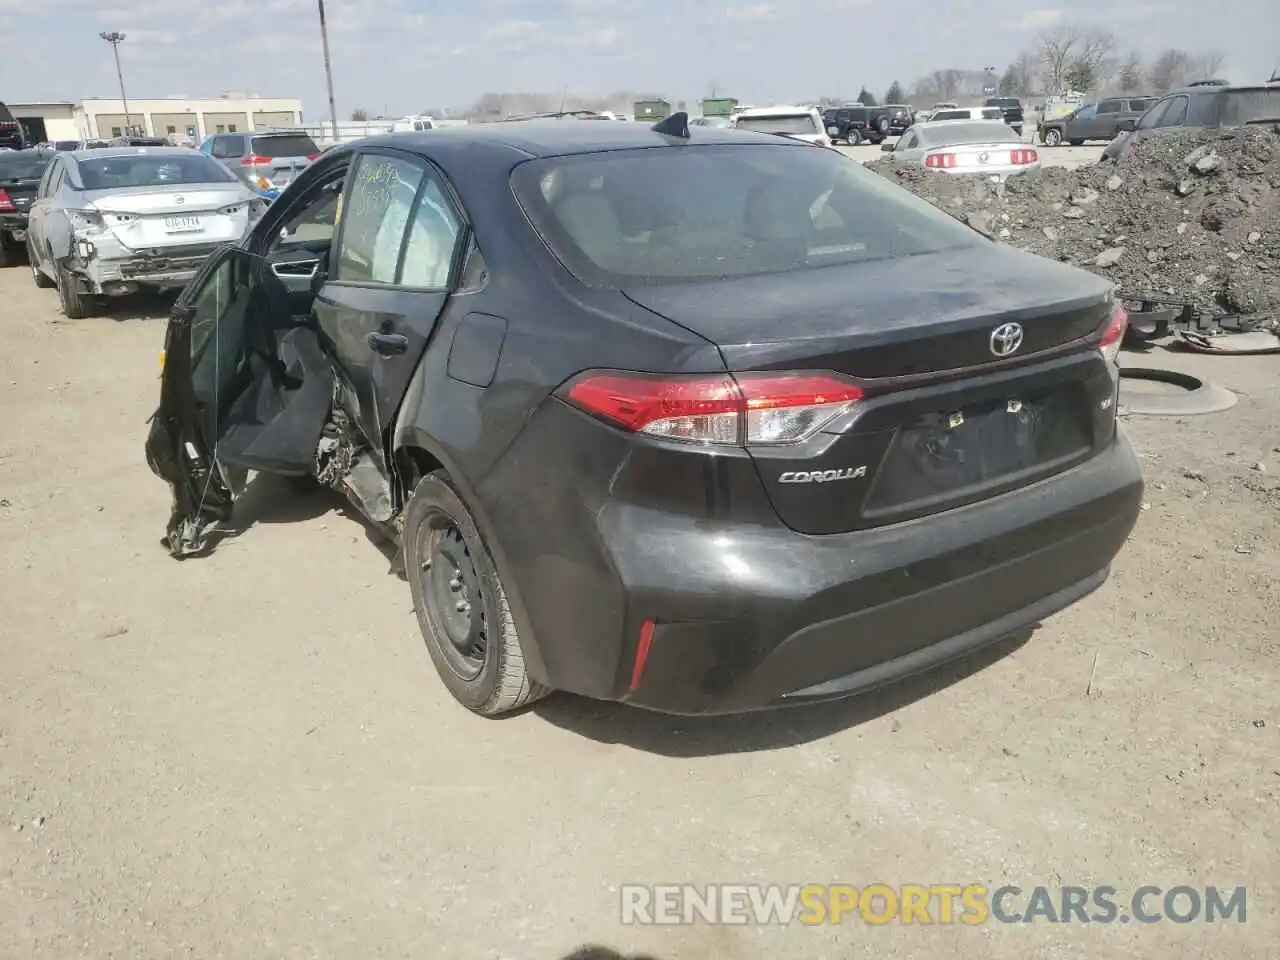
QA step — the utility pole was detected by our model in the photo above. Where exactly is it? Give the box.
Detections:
[99,32,134,136]
[316,0,339,142]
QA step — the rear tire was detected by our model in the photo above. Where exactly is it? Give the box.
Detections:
[1043,128,1063,147]
[846,128,862,146]
[29,242,54,288]
[403,471,549,716]
[0,235,11,268]
[55,261,94,319]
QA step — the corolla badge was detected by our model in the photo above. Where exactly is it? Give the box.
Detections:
[778,466,867,484]
[989,322,1024,357]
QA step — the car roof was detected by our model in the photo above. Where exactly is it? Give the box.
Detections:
[735,105,816,116]
[66,146,204,161]
[350,120,809,159]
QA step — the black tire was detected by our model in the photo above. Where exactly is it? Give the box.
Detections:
[0,235,10,268]
[29,241,54,288]
[403,471,549,715]
[1043,128,1062,147]
[875,115,890,136]
[55,261,94,319]
[846,128,862,146]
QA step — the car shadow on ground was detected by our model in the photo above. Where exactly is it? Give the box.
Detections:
[561,949,663,960]
[98,289,179,321]
[534,630,1033,757]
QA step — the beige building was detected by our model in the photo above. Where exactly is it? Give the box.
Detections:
[7,96,304,144]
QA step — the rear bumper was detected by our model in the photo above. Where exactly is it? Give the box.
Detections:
[0,213,29,233]
[73,238,224,291]
[528,430,1141,715]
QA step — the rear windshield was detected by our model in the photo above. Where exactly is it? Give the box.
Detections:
[918,122,1020,147]
[735,114,819,135]
[250,133,318,158]
[1219,89,1280,125]
[76,153,236,190]
[53,140,82,151]
[0,150,51,180]
[986,99,1020,108]
[512,144,983,285]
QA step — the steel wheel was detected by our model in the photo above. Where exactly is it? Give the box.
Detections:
[419,515,487,680]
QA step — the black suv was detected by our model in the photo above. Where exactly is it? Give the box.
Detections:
[1102,83,1280,160]
[0,102,26,150]
[984,98,1026,136]
[1040,97,1156,146]
[823,105,895,145]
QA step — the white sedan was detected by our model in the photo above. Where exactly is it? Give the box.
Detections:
[880,120,1040,178]
[25,146,266,318]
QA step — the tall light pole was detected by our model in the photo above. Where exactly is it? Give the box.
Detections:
[99,32,134,136]
[316,0,339,142]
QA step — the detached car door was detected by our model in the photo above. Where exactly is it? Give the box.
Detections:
[311,148,466,471]
[146,243,335,556]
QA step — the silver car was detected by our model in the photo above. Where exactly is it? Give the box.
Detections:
[25,146,265,317]
[880,120,1041,179]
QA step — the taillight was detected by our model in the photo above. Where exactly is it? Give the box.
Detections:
[815,137,827,147]
[559,371,865,446]
[1098,304,1128,365]
[1010,148,1039,164]
[242,154,271,165]
[0,189,14,212]
[924,152,957,169]
[306,153,319,161]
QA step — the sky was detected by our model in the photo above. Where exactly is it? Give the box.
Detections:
[1,0,1275,119]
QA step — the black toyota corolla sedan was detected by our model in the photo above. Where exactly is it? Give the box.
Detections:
[146,115,1143,716]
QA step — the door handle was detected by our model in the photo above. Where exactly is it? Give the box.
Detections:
[367,332,409,355]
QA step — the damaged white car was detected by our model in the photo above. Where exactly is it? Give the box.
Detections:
[25,146,267,318]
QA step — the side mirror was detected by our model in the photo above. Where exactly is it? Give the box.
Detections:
[880,142,895,152]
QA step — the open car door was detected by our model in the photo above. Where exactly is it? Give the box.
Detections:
[145,243,336,557]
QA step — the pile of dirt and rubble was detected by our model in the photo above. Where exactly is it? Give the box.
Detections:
[866,127,1280,317]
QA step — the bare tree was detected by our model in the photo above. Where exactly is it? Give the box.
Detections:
[1008,52,1038,97]
[1037,24,1116,92]
[930,68,964,101]
[1116,52,1143,94]
[1148,49,1195,93]
[1195,50,1226,81]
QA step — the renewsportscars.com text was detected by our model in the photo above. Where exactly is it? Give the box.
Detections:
[620,884,1247,926]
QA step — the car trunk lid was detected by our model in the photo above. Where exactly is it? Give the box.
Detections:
[622,244,1119,534]
[84,184,249,249]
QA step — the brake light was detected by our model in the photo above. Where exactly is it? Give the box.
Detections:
[306,153,319,161]
[0,189,14,212]
[1098,304,1128,365]
[629,619,656,691]
[815,137,828,147]
[242,154,271,165]
[924,152,957,169]
[1010,148,1039,164]
[560,371,865,446]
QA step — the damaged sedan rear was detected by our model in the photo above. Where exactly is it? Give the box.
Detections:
[24,146,267,318]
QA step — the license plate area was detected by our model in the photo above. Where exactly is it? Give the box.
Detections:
[862,384,1092,516]
[164,215,203,233]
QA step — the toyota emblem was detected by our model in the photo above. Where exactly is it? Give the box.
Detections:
[989,322,1024,357]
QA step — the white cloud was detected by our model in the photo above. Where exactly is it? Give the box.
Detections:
[1019,7,1063,30]
[725,3,776,21]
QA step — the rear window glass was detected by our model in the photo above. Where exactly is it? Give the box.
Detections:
[250,134,319,158]
[76,153,236,190]
[931,110,967,121]
[734,114,819,135]
[1219,89,1280,125]
[512,144,983,286]
[917,122,1020,147]
[986,99,1019,108]
[0,151,52,179]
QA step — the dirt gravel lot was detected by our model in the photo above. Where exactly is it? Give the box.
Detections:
[0,258,1277,959]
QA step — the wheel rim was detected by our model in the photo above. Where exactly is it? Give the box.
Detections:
[418,516,486,680]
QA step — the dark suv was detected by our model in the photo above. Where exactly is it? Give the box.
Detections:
[1040,97,1156,146]
[0,102,26,151]
[1102,83,1280,160]
[984,97,1025,136]
[823,105,895,145]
